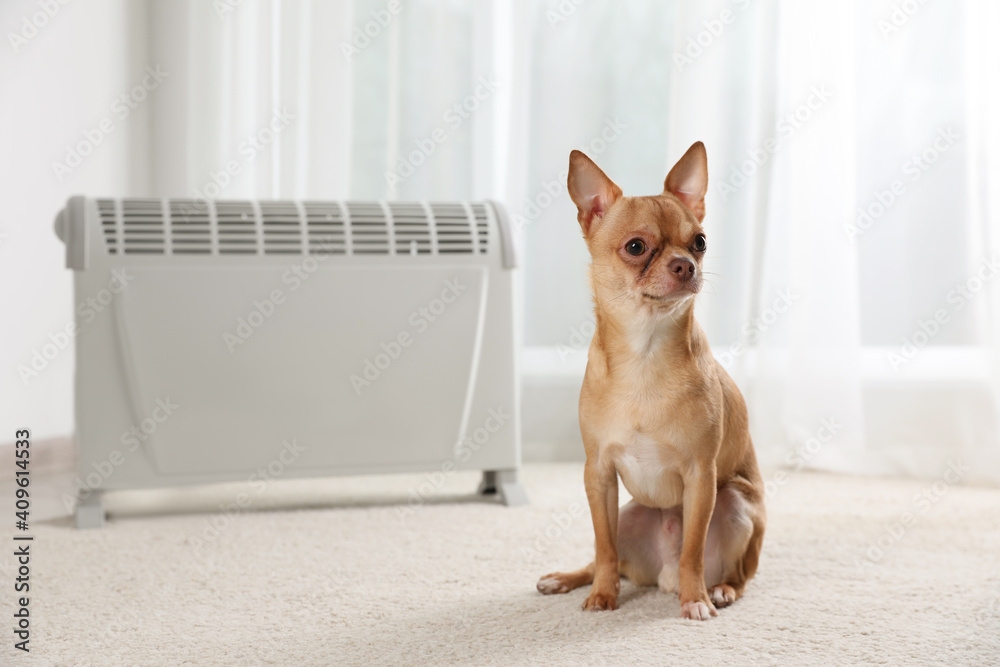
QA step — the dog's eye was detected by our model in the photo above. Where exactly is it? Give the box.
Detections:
[625,239,646,256]
[692,234,707,252]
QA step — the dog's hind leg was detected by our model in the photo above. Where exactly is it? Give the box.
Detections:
[707,478,765,608]
[650,481,762,608]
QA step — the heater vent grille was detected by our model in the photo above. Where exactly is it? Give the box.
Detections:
[97,199,118,254]
[261,201,303,255]
[121,199,167,255]
[304,202,346,255]
[169,200,211,254]
[392,202,432,255]
[96,199,492,258]
[434,203,476,255]
[349,202,391,256]
[216,201,257,255]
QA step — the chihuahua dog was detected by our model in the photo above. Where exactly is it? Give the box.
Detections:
[536,143,765,620]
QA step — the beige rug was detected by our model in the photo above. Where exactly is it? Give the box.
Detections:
[3,463,999,666]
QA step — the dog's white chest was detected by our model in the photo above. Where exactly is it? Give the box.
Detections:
[608,430,685,509]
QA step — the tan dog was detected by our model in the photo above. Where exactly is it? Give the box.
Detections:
[536,143,765,620]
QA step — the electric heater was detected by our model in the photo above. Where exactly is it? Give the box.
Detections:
[54,196,526,528]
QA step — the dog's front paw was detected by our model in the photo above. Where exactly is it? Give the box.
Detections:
[582,590,618,611]
[537,574,570,595]
[680,598,718,620]
[710,584,737,608]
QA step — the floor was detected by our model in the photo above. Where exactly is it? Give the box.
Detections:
[1,463,998,666]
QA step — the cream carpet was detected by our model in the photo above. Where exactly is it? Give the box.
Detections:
[4,463,999,666]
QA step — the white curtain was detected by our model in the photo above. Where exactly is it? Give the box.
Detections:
[10,0,996,482]
[135,0,1000,483]
[142,0,517,203]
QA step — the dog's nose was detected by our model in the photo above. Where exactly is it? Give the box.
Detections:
[668,257,695,281]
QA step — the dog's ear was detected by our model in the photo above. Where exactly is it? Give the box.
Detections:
[568,150,622,237]
[664,141,708,222]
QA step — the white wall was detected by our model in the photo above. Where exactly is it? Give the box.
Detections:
[0,0,149,441]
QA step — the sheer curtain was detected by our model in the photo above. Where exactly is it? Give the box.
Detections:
[134,0,999,482]
[966,0,1000,482]
[142,0,516,202]
[732,2,867,476]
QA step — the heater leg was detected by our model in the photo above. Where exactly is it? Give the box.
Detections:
[478,469,529,507]
[76,492,105,529]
